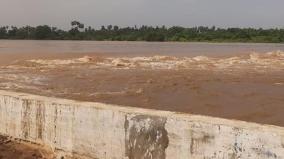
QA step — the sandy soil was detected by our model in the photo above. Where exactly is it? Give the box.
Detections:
[0,51,283,127]
[0,135,54,159]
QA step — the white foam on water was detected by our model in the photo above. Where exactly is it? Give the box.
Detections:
[8,50,284,72]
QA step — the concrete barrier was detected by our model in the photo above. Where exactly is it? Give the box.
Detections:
[0,90,283,159]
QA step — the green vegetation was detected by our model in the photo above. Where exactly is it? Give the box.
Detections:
[0,21,284,43]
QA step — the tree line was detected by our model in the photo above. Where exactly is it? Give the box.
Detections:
[0,21,284,43]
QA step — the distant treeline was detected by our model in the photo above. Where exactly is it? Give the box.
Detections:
[1,21,284,42]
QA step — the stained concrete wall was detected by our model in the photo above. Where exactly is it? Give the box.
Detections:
[0,90,283,159]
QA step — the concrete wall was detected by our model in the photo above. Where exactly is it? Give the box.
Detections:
[0,90,283,159]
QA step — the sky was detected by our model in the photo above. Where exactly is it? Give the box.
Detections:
[1,0,284,29]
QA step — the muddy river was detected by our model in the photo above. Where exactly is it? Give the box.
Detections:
[0,40,283,127]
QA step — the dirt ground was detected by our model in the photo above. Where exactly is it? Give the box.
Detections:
[0,135,54,159]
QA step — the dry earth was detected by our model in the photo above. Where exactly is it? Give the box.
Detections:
[0,135,54,159]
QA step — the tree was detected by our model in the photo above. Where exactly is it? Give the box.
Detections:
[71,21,84,31]
[35,25,52,39]
[101,26,106,31]
[0,22,283,43]
[113,26,119,32]
[0,26,8,39]
[8,26,18,38]
[145,32,165,42]
[107,25,113,31]
[69,21,85,39]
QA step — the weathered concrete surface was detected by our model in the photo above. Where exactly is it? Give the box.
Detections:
[0,90,283,159]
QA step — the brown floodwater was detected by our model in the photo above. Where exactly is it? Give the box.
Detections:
[0,40,283,127]
[1,40,284,56]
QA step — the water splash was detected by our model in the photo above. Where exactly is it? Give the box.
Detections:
[9,51,284,72]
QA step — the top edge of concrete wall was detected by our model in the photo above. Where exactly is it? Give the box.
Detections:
[0,89,283,135]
